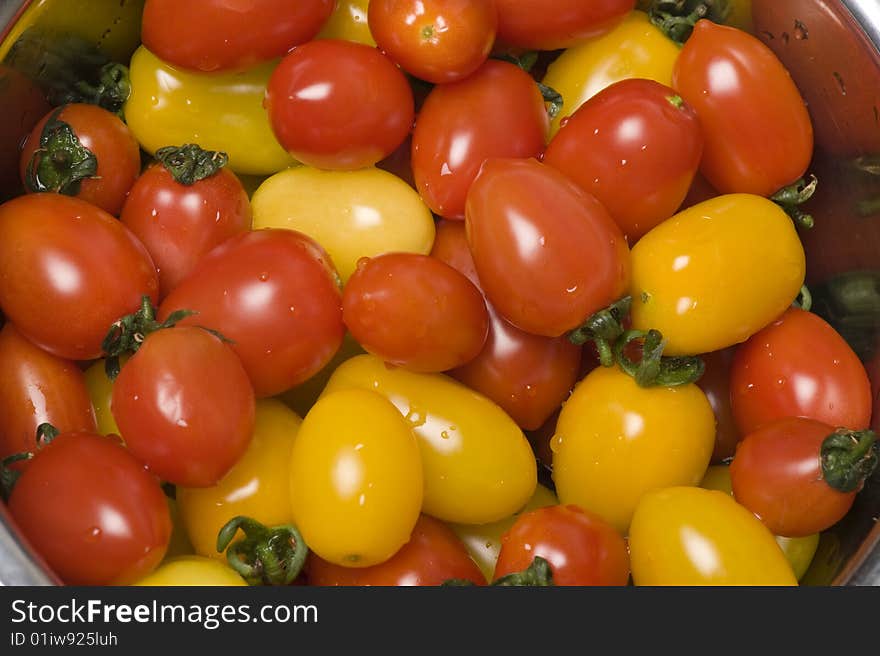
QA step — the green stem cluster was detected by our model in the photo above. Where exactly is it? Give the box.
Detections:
[217,517,308,586]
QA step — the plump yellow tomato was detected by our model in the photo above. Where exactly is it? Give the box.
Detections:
[133,556,246,586]
[322,354,537,524]
[629,487,798,585]
[177,400,302,560]
[542,11,680,135]
[316,0,375,46]
[700,465,819,580]
[125,46,297,176]
[289,388,423,567]
[552,366,714,534]
[631,194,806,355]
[449,484,557,582]
[83,358,120,436]
[252,166,435,283]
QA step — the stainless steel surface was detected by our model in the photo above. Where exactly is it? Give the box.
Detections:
[845,0,880,47]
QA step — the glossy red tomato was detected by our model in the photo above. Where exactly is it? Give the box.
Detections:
[368,0,497,84]
[730,417,869,537]
[544,78,703,242]
[494,504,630,586]
[672,20,813,197]
[343,253,488,372]
[307,515,486,586]
[111,326,255,488]
[141,0,335,72]
[159,229,344,398]
[698,348,743,463]
[0,323,96,465]
[730,308,872,436]
[411,60,549,220]
[265,39,414,170]
[0,194,159,360]
[20,103,141,216]
[8,431,171,585]
[493,0,634,50]
[465,158,631,337]
[120,159,252,299]
[431,220,582,430]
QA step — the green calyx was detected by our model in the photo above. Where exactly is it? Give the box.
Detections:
[217,516,308,586]
[793,285,813,312]
[821,429,878,493]
[771,175,819,230]
[0,423,60,501]
[614,329,705,387]
[442,556,554,587]
[641,0,731,44]
[568,296,633,367]
[155,144,229,186]
[24,107,97,196]
[492,53,563,119]
[64,62,131,116]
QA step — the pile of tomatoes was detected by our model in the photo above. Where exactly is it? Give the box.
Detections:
[0,0,877,587]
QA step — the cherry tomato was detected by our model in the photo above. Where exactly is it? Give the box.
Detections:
[368,0,497,84]
[159,229,344,398]
[8,431,171,585]
[431,219,582,430]
[494,504,630,586]
[265,39,414,170]
[141,0,335,72]
[730,417,871,537]
[493,0,634,51]
[730,308,872,436]
[0,323,96,465]
[111,326,256,488]
[0,193,159,360]
[411,60,549,219]
[343,253,488,372]
[672,20,814,197]
[544,79,703,242]
[698,348,743,463]
[20,103,140,216]
[308,515,485,586]
[133,556,246,586]
[466,158,631,337]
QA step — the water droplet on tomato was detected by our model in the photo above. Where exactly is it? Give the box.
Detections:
[560,117,570,128]
[258,273,269,282]
[86,527,101,541]
[176,418,188,428]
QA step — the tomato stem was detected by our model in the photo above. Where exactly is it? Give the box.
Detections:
[568,296,632,367]
[614,329,705,387]
[537,82,564,119]
[0,453,32,501]
[771,175,818,230]
[23,107,98,196]
[493,52,539,73]
[821,429,878,493]
[216,516,308,586]
[442,556,554,587]
[642,0,731,44]
[155,144,229,186]
[793,285,812,312]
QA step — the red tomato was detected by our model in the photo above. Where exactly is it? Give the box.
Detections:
[120,160,252,299]
[493,0,634,50]
[730,308,872,436]
[0,194,159,361]
[141,0,335,72]
[465,158,631,337]
[342,253,489,373]
[494,504,630,586]
[698,348,743,463]
[265,39,414,170]
[111,326,255,487]
[543,79,703,243]
[431,220,582,430]
[159,229,344,398]
[672,20,813,197]
[411,60,549,220]
[20,104,141,216]
[730,417,868,537]
[8,431,171,585]
[307,515,485,586]
[368,0,497,84]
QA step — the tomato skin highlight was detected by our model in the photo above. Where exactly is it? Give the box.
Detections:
[466,158,631,338]
[0,193,159,361]
[265,39,414,171]
[730,417,858,538]
[343,253,489,373]
[412,60,549,220]
[8,431,172,585]
[111,326,256,488]
[495,504,630,586]
[672,20,814,197]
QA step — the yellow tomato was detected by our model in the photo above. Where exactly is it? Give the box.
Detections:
[133,556,246,586]
[542,11,680,135]
[631,194,806,355]
[700,464,734,495]
[316,0,375,46]
[449,484,557,582]
[252,166,435,283]
[83,358,121,436]
[177,399,302,560]
[629,487,798,585]
[289,388,423,567]
[552,365,714,534]
[322,354,537,525]
[125,46,297,176]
